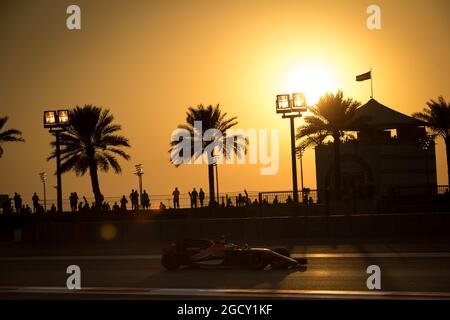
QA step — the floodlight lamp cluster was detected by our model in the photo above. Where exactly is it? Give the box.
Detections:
[43,110,70,128]
[39,172,47,183]
[276,93,308,115]
[135,164,144,175]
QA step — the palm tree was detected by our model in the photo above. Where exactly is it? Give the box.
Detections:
[413,96,450,184]
[296,91,362,199]
[48,105,131,206]
[0,116,24,158]
[169,104,246,205]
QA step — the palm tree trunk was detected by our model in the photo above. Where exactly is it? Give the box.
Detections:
[445,137,450,186]
[333,133,341,200]
[88,159,102,208]
[208,163,215,206]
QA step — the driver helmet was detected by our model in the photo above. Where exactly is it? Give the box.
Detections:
[218,235,226,245]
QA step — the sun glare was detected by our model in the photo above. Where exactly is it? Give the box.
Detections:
[283,65,337,105]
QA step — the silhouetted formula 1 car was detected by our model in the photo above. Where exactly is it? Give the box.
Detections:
[161,238,307,270]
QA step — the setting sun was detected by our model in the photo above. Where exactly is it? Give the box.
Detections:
[283,64,338,105]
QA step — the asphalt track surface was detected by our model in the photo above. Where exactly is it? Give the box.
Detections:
[1,242,450,299]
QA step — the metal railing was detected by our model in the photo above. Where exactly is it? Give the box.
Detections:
[258,190,319,205]
[0,191,262,213]
[1,185,448,215]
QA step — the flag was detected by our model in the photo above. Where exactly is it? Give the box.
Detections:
[356,71,371,82]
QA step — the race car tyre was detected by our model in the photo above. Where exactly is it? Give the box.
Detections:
[251,252,267,269]
[161,252,180,270]
[273,247,290,257]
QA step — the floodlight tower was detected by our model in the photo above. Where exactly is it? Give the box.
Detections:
[275,93,308,203]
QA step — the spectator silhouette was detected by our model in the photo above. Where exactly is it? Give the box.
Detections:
[113,202,120,212]
[273,195,279,205]
[191,188,198,208]
[50,203,56,213]
[237,193,244,207]
[70,192,79,212]
[199,188,205,207]
[226,195,232,207]
[286,195,293,204]
[32,192,39,213]
[142,190,150,210]
[303,193,308,204]
[159,202,166,211]
[36,203,44,214]
[69,193,76,212]
[102,202,110,211]
[244,190,250,206]
[82,196,89,212]
[129,189,136,210]
[120,195,128,211]
[133,190,139,210]
[172,187,180,209]
[13,193,22,213]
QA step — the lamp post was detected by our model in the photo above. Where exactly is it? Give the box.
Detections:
[44,109,70,213]
[276,93,308,203]
[135,164,144,209]
[39,172,47,212]
[297,146,305,192]
[214,160,219,204]
[211,152,220,206]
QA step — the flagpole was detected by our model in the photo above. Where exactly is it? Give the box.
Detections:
[370,68,373,99]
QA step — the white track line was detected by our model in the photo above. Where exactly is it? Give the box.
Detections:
[1,286,449,299]
[1,252,450,261]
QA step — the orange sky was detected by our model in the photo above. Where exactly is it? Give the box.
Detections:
[1,0,449,204]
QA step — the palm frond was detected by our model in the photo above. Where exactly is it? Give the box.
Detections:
[413,96,450,138]
[296,90,361,149]
[169,104,244,165]
[0,116,25,157]
[0,129,25,142]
